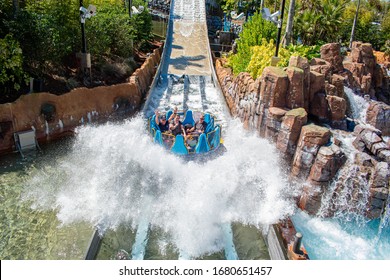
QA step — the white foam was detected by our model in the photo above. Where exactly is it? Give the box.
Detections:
[344,86,369,122]
[292,210,390,259]
[24,116,295,258]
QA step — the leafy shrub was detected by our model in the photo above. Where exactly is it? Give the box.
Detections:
[384,40,390,58]
[247,39,277,78]
[285,44,321,61]
[130,9,153,50]
[246,39,289,79]
[0,35,27,94]
[87,5,134,59]
[245,40,320,79]
[227,12,277,75]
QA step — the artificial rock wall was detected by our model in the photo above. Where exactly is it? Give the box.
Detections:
[215,42,390,218]
[0,47,162,154]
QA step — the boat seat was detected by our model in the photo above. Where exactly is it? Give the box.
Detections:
[182,109,195,126]
[195,133,210,154]
[154,129,163,145]
[209,125,221,149]
[171,135,188,155]
[205,116,214,134]
[204,113,211,124]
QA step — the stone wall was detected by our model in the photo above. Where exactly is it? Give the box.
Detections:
[0,47,162,154]
[344,41,390,104]
[215,50,390,218]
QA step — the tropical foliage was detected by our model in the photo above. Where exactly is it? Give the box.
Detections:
[226,0,390,78]
[228,12,277,75]
[246,39,285,78]
[0,0,152,102]
[218,0,390,49]
[294,0,348,45]
[0,35,27,94]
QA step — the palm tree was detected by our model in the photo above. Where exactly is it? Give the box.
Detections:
[294,9,321,45]
[318,0,347,43]
[284,0,296,46]
[349,0,361,48]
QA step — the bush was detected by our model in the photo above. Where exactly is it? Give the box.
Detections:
[0,35,27,95]
[87,5,134,59]
[227,12,277,75]
[384,40,390,58]
[130,9,153,50]
[245,41,320,79]
[285,44,321,61]
[247,39,278,78]
[246,40,291,79]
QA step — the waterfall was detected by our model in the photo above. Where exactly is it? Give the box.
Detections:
[291,210,390,259]
[344,86,369,123]
[318,128,371,224]
[376,195,390,243]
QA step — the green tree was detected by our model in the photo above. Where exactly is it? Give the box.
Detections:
[228,12,277,75]
[318,0,347,42]
[294,0,347,45]
[341,0,388,50]
[87,4,134,58]
[130,8,153,50]
[0,35,26,97]
[294,9,321,45]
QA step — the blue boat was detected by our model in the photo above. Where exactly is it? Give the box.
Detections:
[147,109,225,158]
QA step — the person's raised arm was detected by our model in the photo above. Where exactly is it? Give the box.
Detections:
[155,110,159,124]
[168,107,178,122]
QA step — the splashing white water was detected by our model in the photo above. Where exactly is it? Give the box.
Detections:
[23,116,295,257]
[344,86,369,122]
[292,210,390,259]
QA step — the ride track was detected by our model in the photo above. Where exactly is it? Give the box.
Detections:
[140,0,238,260]
[85,0,287,260]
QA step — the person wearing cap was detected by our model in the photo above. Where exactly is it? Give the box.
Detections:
[155,110,170,132]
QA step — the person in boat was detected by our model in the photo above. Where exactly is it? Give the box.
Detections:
[187,114,207,135]
[155,110,172,132]
[169,114,186,136]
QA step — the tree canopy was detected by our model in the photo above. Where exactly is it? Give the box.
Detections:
[225,0,390,78]
[0,0,153,102]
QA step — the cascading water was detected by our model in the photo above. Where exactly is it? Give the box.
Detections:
[2,0,389,261]
[344,86,369,123]
[291,210,390,259]
[22,117,296,259]
[291,87,390,259]
[317,133,370,223]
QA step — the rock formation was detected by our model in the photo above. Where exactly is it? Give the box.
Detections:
[216,41,390,219]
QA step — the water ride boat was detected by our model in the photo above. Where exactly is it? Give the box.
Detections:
[147,109,224,157]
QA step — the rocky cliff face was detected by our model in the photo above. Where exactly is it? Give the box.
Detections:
[0,47,161,154]
[215,42,390,219]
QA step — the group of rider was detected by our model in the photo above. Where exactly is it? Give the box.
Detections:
[154,107,207,138]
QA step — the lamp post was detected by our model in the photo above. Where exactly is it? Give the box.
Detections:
[78,2,96,84]
[274,0,286,60]
[128,0,132,18]
[80,0,87,54]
